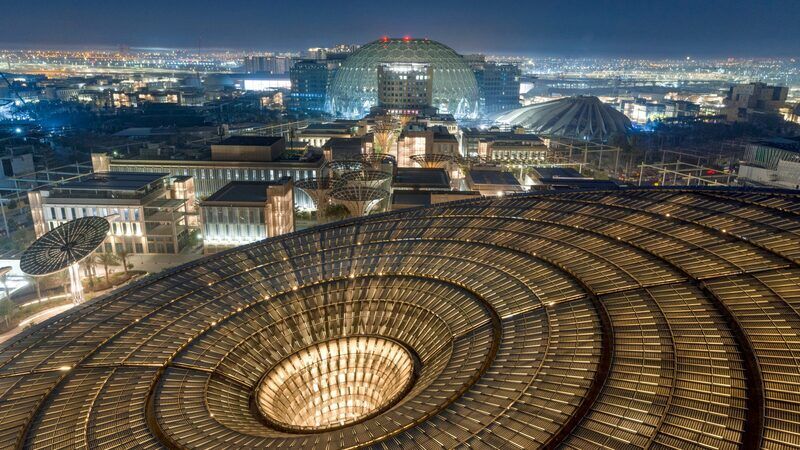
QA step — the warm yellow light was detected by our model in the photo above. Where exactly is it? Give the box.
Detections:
[256,336,415,432]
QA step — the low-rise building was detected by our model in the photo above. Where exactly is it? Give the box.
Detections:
[394,125,460,168]
[487,135,547,163]
[624,98,700,124]
[736,138,800,189]
[92,136,325,209]
[465,168,525,196]
[529,167,621,190]
[296,122,356,147]
[723,82,788,122]
[28,172,194,254]
[200,178,294,253]
[211,136,286,162]
[322,137,364,162]
[392,168,452,191]
[391,190,481,210]
[462,129,547,163]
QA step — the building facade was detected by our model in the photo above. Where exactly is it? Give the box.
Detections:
[244,55,294,75]
[200,178,294,253]
[474,62,521,114]
[463,129,549,163]
[28,172,194,254]
[288,60,330,113]
[723,82,789,122]
[736,138,800,189]
[92,143,325,210]
[487,135,547,163]
[394,125,460,168]
[377,63,433,115]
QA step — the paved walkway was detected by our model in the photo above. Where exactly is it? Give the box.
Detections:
[125,253,204,275]
[0,253,204,347]
[0,303,74,345]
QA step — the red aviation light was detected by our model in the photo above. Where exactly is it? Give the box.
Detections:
[403,35,412,42]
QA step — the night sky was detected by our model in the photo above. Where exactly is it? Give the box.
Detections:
[2,0,798,57]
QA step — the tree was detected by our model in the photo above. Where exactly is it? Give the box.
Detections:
[0,299,15,329]
[95,252,120,284]
[32,276,41,302]
[118,250,131,275]
[83,258,96,289]
[323,204,350,222]
[57,270,69,295]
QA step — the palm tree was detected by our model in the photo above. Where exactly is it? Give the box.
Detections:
[95,252,120,285]
[0,298,15,330]
[83,258,96,289]
[118,250,130,275]
[57,270,69,295]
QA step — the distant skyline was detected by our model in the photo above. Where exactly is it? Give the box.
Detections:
[3,0,799,57]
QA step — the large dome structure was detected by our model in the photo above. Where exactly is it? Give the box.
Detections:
[326,37,479,119]
[2,187,800,449]
[493,95,632,140]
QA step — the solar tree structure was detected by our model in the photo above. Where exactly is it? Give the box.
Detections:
[329,185,389,217]
[20,216,109,304]
[329,160,367,178]
[338,169,392,189]
[295,177,338,209]
[360,152,395,170]
[410,153,455,169]
[295,177,340,222]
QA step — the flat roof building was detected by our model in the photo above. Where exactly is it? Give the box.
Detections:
[723,82,789,122]
[394,124,460,168]
[296,122,356,148]
[529,167,622,190]
[28,172,194,254]
[392,167,451,191]
[322,137,364,162]
[200,178,294,253]
[211,136,286,162]
[391,190,481,210]
[465,168,525,196]
[462,129,548,163]
[92,139,325,210]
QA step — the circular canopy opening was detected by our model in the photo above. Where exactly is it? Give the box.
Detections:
[256,336,415,432]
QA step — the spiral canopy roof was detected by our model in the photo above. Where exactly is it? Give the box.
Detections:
[2,188,800,449]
